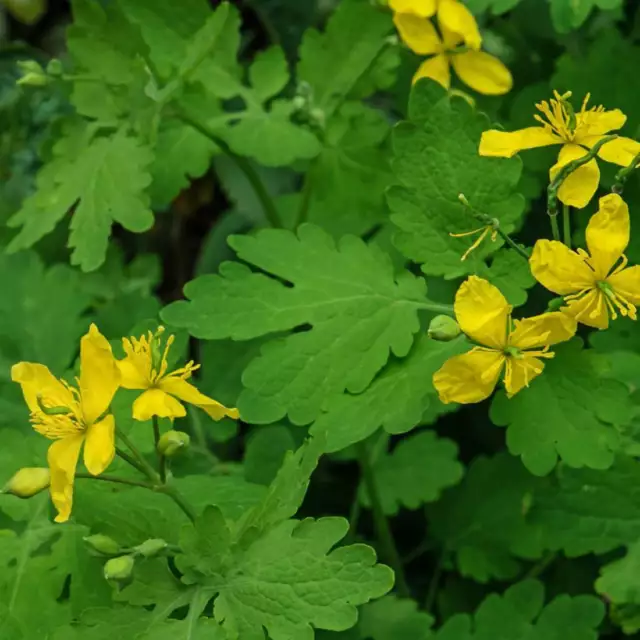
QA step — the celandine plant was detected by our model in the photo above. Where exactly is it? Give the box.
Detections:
[3,0,640,638]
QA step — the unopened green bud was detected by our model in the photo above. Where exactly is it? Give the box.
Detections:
[546,297,566,312]
[157,430,190,457]
[46,59,63,77]
[84,534,121,556]
[16,60,49,87]
[2,467,50,498]
[104,554,135,587]
[428,315,461,342]
[135,538,168,558]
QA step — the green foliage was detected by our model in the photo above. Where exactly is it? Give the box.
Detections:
[4,0,640,635]
[388,81,524,278]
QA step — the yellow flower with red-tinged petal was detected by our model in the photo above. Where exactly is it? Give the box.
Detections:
[480,91,640,208]
[530,193,640,329]
[118,327,239,422]
[391,0,512,95]
[433,277,577,404]
[11,325,120,523]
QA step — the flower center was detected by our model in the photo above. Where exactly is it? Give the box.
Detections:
[597,280,637,320]
[503,345,523,358]
[31,391,84,439]
[533,90,576,141]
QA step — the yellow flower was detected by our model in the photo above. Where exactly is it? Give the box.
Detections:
[11,325,120,523]
[433,276,577,404]
[479,91,640,209]
[390,0,482,49]
[530,193,640,330]
[118,327,240,422]
[391,1,512,95]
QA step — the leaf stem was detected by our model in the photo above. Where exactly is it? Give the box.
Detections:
[117,431,160,483]
[524,552,558,580]
[547,134,617,216]
[75,473,154,490]
[424,549,446,613]
[562,203,571,248]
[152,416,167,483]
[156,483,197,523]
[294,168,314,228]
[549,214,560,241]
[357,441,410,598]
[418,302,455,315]
[177,111,282,228]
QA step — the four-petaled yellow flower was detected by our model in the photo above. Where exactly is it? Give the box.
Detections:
[433,276,577,404]
[11,325,120,523]
[391,0,512,95]
[118,327,240,422]
[479,91,640,208]
[530,193,640,329]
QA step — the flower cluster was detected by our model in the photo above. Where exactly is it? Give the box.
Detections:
[390,0,512,95]
[11,325,238,522]
[434,92,640,406]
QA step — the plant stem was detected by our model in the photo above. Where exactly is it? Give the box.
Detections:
[75,473,154,490]
[612,149,640,194]
[157,483,197,523]
[357,441,410,598]
[562,204,571,248]
[117,431,160,483]
[549,213,560,241]
[547,134,617,216]
[115,446,147,476]
[152,416,167,483]
[294,168,314,228]
[524,552,558,580]
[425,550,446,613]
[418,302,455,315]
[177,111,281,228]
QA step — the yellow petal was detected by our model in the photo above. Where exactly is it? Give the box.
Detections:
[413,54,451,88]
[550,143,601,209]
[47,434,84,523]
[79,324,120,425]
[389,0,437,17]
[450,50,512,95]
[596,136,640,167]
[529,239,594,295]
[437,0,482,49]
[576,108,626,137]
[433,348,505,404]
[564,289,609,329]
[83,414,116,476]
[454,276,510,349]
[393,13,442,54]
[117,340,151,390]
[11,362,74,414]
[479,127,562,158]
[159,377,240,421]
[508,312,577,350]
[132,388,186,421]
[608,266,640,305]
[585,193,629,278]
[504,354,546,398]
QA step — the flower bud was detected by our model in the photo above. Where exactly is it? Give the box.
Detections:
[104,555,135,587]
[46,59,63,77]
[546,297,566,312]
[83,534,121,556]
[428,315,461,342]
[134,538,168,558]
[157,430,190,457]
[16,60,49,87]
[2,467,50,498]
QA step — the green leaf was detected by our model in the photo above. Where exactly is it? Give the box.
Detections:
[490,339,630,476]
[244,425,296,485]
[214,517,394,640]
[118,0,212,79]
[388,81,524,278]
[249,47,290,103]
[359,430,464,516]
[427,454,544,582]
[311,335,466,453]
[435,580,604,639]
[279,102,392,238]
[476,250,536,307]
[162,224,433,425]
[596,539,640,606]
[357,595,434,640]
[530,456,640,556]
[8,125,154,272]
[549,0,622,33]
[297,0,393,114]
[464,0,522,14]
